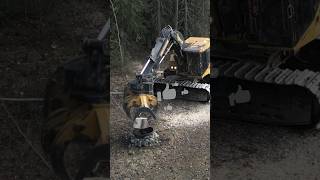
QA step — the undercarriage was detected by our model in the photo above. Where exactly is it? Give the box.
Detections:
[212,40,320,125]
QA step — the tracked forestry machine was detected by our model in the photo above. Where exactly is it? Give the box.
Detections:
[212,1,320,125]
[123,26,210,140]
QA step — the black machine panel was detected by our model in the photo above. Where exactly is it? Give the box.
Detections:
[212,77,320,125]
[213,0,320,48]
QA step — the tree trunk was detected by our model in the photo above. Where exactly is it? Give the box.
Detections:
[175,0,179,29]
[110,0,124,69]
[157,0,161,32]
[184,0,188,35]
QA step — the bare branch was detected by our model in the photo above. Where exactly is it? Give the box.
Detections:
[110,0,124,68]
[0,98,44,102]
[1,103,54,173]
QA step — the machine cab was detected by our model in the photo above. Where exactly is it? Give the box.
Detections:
[164,37,210,78]
[179,37,210,77]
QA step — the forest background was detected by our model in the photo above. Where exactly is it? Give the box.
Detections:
[110,0,210,68]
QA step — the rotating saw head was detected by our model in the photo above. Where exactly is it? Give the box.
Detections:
[41,19,110,180]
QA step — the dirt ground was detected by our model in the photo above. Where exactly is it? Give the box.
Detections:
[0,1,107,179]
[110,61,210,179]
[211,120,320,180]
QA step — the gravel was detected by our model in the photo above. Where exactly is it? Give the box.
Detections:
[211,119,320,180]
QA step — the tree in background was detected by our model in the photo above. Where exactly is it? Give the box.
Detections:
[111,0,210,67]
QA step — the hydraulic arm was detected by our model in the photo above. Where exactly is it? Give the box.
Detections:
[123,25,185,138]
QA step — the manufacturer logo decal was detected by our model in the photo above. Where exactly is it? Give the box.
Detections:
[229,85,251,106]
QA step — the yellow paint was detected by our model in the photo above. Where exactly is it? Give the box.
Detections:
[46,102,109,146]
[294,6,320,52]
[183,37,210,53]
[202,63,211,78]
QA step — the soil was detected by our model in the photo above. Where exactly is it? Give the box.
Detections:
[110,60,210,179]
[211,120,320,180]
[0,1,107,179]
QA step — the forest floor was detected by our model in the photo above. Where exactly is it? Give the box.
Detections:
[211,120,320,180]
[0,1,107,179]
[110,59,210,179]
